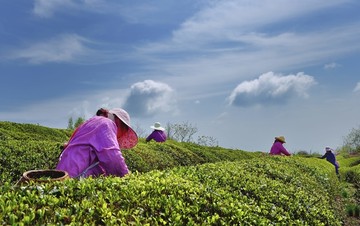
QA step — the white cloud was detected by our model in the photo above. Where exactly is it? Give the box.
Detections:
[33,0,110,18]
[324,62,341,69]
[122,80,178,117]
[134,1,360,96]
[354,82,360,92]
[228,72,316,107]
[172,0,349,45]
[9,34,90,64]
[0,86,130,128]
[33,0,75,18]
[32,0,170,23]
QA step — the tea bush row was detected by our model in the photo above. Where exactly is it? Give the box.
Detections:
[0,121,71,142]
[124,140,257,172]
[0,122,258,184]
[0,157,343,225]
[0,121,348,225]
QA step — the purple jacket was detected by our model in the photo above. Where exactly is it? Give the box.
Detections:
[270,141,291,156]
[56,116,129,178]
[146,130,167,142]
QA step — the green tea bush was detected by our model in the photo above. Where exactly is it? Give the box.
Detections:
[123,140,257,174]
[0,121,71,142]
[337,155,360,168]
[0,139,63,184]
[0,121,355,225]
[0,157,343,225]
[0,122,258,184]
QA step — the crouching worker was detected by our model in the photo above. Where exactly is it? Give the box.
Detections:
[269,136,291,156]
[56,108,138,178]
[146,122,167,143]
[319,147,339,176]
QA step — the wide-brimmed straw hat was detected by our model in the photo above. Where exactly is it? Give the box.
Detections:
[275,136,286,143]
[109,108,138,149]
[151,122,165,131]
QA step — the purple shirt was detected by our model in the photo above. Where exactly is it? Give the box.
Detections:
[56,116,129,178]
[270,141,291,156]
[146,130,167,142]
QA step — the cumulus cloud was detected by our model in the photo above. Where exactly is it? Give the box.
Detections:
[8,34,91,64]
[228,72,316,107]
[122,80,177,117]
[354,82,360,92]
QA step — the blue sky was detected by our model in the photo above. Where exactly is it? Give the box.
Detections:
[1,0,360,153]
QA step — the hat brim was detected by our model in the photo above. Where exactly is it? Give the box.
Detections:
[109,109,138,149]
[117,127,138,149]
[151,125,165,131]
[275,137,286,143]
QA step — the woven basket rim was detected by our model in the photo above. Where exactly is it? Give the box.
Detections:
[22,169,69,182]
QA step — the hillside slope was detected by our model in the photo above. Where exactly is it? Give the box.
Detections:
[0,121,258,183]
[0,156,344,225]
[0,121,71,142]
[0,121,355,225]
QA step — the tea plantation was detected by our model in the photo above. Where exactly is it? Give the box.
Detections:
[1,121,359,225]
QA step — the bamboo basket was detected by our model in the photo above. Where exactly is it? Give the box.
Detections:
[16,169,69,185]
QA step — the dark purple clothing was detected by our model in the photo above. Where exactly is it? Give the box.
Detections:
[146,130,167,142]
[320,151,339,174]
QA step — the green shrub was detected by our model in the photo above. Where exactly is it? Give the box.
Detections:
[0,122,257,183]
[0,158,343,225]
[0,121,71,142]
[1,121,357,225]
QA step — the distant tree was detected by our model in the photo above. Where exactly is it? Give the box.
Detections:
[343,125,360,154]
[67,117,74,130]
[165,122,174,140]
[197,135,218,147]
[166,121,220,145]
[167,121,198,142]
[67,116,85,130]
[134,123,146,138]
[296,150,309,156]
[74,117,85,128]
